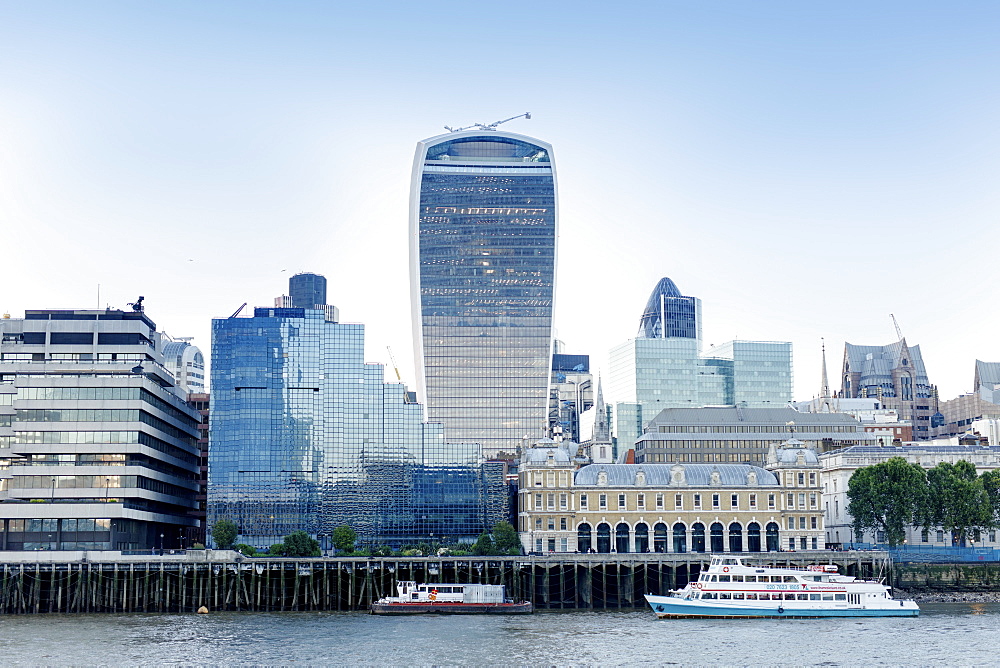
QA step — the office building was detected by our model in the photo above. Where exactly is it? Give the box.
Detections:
[634,406,874,467]
[548,347,593,443]
[0,306,200,551]
[275,273,339,323]
[609,278,793,448]
[841,339,938,439]
[161,337,206,395]
[518,437,824,553]
[410,128,557,459]
[208,304,507,548]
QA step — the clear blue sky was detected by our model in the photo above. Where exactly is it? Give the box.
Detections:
[3,1,1000,401]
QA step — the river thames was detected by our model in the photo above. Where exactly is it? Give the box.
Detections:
[0,603,995,666]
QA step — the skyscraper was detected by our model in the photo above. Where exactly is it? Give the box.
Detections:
[288,272,327,309]
[410,128,557,459]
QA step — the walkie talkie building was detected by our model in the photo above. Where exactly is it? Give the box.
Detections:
[410,129,557,459]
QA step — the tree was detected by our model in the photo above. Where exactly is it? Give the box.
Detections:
[332,525,357,553]
[847,457,927,546]
[211,519,238,550]
[981,469,1000,527]
[283,530,321,557]
[267,543,286,556]
[923,461,993,546]
[492,521,521,554]
[472,531,495,555]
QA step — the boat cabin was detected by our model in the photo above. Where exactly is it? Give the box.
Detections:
[392,581,506,604]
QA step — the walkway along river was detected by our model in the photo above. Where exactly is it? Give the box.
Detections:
[0,552,891,614]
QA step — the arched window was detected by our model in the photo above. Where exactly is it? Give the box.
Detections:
[672,523,687,553]
[747,522,761,552]
[577,523,592,553]
[654,523,668,553]
[634,523,649,553]
[691,523,706,553]
[710,522,725,553]
[615,523,630,553]
[728,522,743,553]
[597,523,612,553]
[766,522,780,552]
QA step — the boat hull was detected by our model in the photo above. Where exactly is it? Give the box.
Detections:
[645,595,919,618]
[371,601,533,615]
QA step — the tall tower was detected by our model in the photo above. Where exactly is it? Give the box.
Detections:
[288,272,327,309]
[410,128,557,459]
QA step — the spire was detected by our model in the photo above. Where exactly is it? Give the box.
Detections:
[813,338,838,413]
[592,377,610,442]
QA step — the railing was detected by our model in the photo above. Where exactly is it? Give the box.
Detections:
[844,542,1000,563]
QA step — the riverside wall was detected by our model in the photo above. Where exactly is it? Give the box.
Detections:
[892,562,1000,593]
[0,551,889,614]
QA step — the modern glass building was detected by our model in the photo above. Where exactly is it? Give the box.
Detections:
[410,129,557,460]
[0,308,201,551]
[288,272,328,309]
[208,306,507,548]
[610,278,793,449]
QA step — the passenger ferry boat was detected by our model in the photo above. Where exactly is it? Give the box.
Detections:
[645,556,919,618]
[370,581,533,615]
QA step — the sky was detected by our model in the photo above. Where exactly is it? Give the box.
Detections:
[3,1,1000,403]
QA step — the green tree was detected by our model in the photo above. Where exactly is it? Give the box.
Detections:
[847,457,927,546]
[332,525,357,553]
[492,521,521,554]
[267,543,286,556]
[283,530,321,557]
[923,461,993,546]
[472,531,496,555]
[981,469,1000,527]
[211,519,238,550]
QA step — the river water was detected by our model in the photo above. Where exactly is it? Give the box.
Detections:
[0,603,995,666]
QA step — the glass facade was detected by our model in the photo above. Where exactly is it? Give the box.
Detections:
[288,272,327,309]
[208,307,507,548]
[410,131,557,459]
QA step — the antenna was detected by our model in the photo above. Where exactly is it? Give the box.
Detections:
[445,112,531,133]
[890,314,904,341]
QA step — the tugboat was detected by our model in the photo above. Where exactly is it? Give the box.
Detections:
[371,581,533,615]
[645,555,919,618]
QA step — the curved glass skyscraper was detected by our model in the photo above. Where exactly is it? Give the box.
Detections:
[410,130,557,459]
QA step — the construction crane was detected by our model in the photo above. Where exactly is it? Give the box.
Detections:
[890,313,904,341]
[444,112,531,133]
[386,346,403,382]
[230,303,247,319]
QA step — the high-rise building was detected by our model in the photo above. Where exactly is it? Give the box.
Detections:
[208,305,507,548]
[0,306,200,551]
[548,346,593,443]
[289,272,327,309]
[841,339,938,439]
[161,337,206,394]
[410,128,557,459]
[609,278,793,449]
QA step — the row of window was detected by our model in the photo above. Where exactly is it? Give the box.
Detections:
[656,425,861,434]
[529,491,820,512]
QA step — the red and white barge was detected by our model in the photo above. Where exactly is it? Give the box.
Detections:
[370,581,533,615]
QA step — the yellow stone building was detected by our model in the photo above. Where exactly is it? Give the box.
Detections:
[518,439,823,554]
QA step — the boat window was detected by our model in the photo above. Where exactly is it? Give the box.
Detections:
[744,576,757,583]
[731,575,744,582]
[759,594,772,600]
[822,594,834,600]
[719,575,730,583]
[812,576,822,582]
[733,593,744,600]
[835,594,846,601]
[704,592,717,599]
[719,593,731,600]
[700,574,708,582]
[783,576,797,583]
[796,594,809,600]
[419,587,426,592]
[412,593,419,600]
[810,594,821,600]
[710,575,718,582]
[784,593,795,600]
[746,593,757,600]
[724,559,738,565]
[770,576,783,583]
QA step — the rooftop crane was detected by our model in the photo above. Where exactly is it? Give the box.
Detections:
[230,302,247,319]
[890,313,904,341]
[444,112,531,133]
[386,346,403,382]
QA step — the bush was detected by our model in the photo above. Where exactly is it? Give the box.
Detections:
[267,543,287,556]
[373,545,394,557]
[472,532,495,555]
[233,543,257,557]
[283,530,321,557]
[211,519,238,550]
[333,526,357,552]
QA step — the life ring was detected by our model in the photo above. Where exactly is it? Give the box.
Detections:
[777,606,784,614]
[722,567,729,573]
[694,582,702,589]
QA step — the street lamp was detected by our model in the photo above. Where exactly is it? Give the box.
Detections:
[50,477,56,502]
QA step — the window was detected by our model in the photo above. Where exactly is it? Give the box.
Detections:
[768,494,776,509]
[798,493,806,509]
[809,472,816,486]
[693,494,701,509]
[560,537,568,552]
[560,517,567,531]
[749,494,757,509]
[548,517,555,530]
[560,493,568,510]
[535,538,542,552]
[535,518,542,529]
[810,516,818,529]
[798,517,806,530]
[936,530,944,542]
[534,493,542,509]
[798,472,805,486]
[712,494,720,509]
[580,494,588,510]
[656,493,664,509]
[787,516,795,530]
[547,493,555,510]
[809,493,817,509]
[637,493,645,510]
[789,538,795,550]
[599,494,607,510]
[811,537,818,550]
[731,494,739,509]
[618,493,626,510]
[675,493,683,510]
[787,493,794,509]
[921,529,928,543]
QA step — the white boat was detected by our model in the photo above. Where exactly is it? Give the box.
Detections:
[645,555,919,618]
[371,582,533,615]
